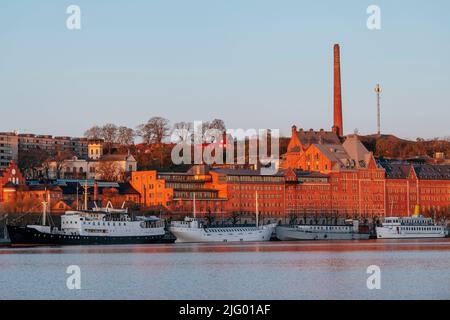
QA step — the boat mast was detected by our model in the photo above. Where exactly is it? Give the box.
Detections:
[389,199,394,217]
[255,191,259,228]
[193,192,196,219]
[84,180,88,210]
[42,188,48,226]
[76,184,79,210]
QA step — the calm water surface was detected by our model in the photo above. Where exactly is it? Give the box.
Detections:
[1,239,450,300]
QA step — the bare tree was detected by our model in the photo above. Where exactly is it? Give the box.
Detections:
[45,150,74,179]
[96,161,125,182]
[172,121,193,143]
[18,149,50,179]
[136,117,170,144]
[116,126,135,146]
[84,125,103,140]
[101,124,118,143]
[202,119,226,143]
[209,119,226,132]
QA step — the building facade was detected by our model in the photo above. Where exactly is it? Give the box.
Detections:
[381,161,450,217]
[0,161,26,203]
[131,166,227,219]
[131,160,449,221]
[46,154,137,181]
[0,131,104,169]
[0,133,19,169]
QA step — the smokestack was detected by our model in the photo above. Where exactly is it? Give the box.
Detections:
[332,44,343,137]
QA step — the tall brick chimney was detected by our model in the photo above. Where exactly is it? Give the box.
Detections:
[332,44,343,137]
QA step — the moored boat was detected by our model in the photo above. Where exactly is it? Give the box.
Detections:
[375,215,446,239]
[169,191,276,243]
[7,201,169,246]
[276,219,370,241]
[170,217,276,243]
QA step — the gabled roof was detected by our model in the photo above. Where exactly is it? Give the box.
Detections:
[379,160,450,180]
[413,164,450,180]
[117,183,140,195]
[295,129,340,147]
[307,136,373,170]
[382,163,412,179]
[311,143,357,169]
[342,135,371,168]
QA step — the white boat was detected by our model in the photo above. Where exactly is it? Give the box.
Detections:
[170,218,276,243]
[169,191,276,243]
[276,219,370,241]
[376,216,446,239]
[7,200,168,245]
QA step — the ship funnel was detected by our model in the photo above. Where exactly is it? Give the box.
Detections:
[413,205,421,217]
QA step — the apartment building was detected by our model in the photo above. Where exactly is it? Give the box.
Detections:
[0,132,19,169]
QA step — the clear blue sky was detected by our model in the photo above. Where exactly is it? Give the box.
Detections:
[0,0,449,140]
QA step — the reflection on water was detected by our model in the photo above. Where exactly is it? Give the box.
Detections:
[1,239,450,300]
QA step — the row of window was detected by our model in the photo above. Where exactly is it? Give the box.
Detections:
[231,202,283,208]
[399,227,441,231]
[63,220,128,227]
[231,185,283,191]
[227,176,284,183]
[232,193,282,199]
[301,226,351,231]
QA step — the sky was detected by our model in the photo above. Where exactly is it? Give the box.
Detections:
[0,0,449,140]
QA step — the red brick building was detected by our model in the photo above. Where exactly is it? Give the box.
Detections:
[131,166,227,219]
[209,168,286,219]
[0,161,26,203]
[1,162,64,213]
[1,163,140,214]
[381,161,450,217]
[4,44,449,219]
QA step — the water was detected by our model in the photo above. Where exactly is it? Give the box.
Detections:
[1,239,450,300]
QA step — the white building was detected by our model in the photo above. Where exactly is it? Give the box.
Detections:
[47,144,137,181]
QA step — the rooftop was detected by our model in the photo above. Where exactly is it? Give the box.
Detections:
[378,160,450,180]
[211,168,284,177]
[294,128,341,147]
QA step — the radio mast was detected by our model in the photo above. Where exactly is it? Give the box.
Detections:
[375,84,382,135]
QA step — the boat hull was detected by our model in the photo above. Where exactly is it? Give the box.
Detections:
[7,225,170,245]
[276,226,370,241]
[169,225,276,243]
[376,227,446,239]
